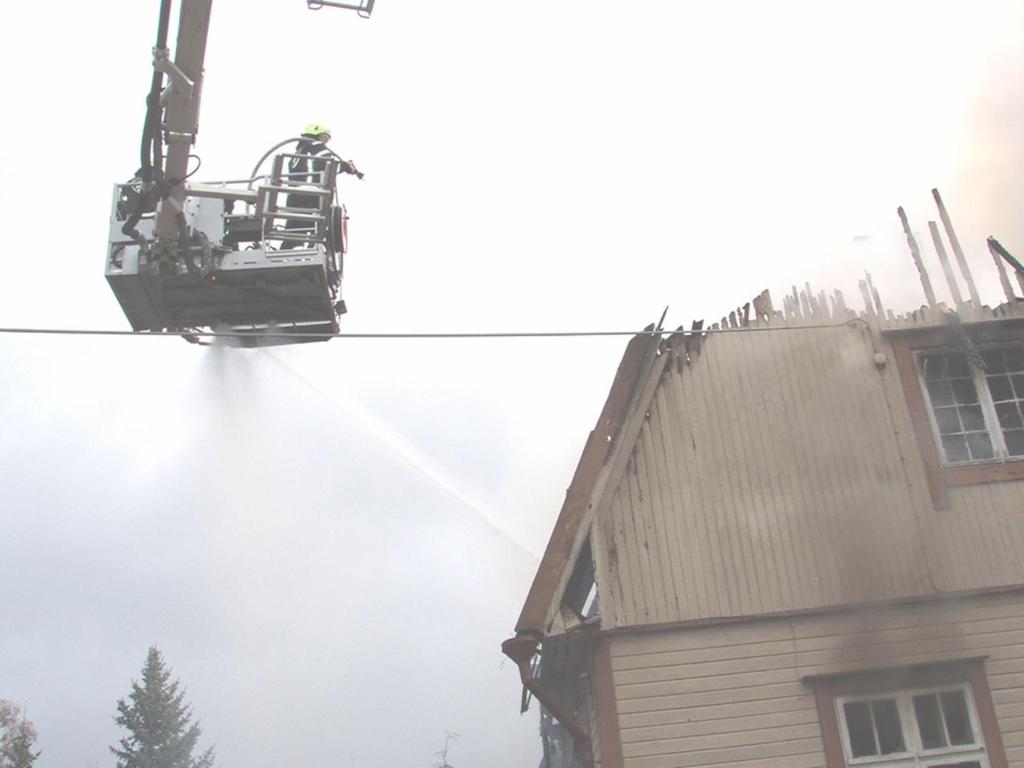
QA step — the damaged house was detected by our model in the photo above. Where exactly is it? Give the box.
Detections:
[503,193,1024,768]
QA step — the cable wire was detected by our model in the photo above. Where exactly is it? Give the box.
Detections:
[0,320,865,341]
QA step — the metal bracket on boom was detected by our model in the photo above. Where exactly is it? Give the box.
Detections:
[165,131,197,146]
[153,47,196,99]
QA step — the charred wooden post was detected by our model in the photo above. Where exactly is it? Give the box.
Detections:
[783,294,796,320]
[897,206,938,308]
[866,271,885,317]
[858,279,875,317]
[834,289,847,314]
[987,236,1024,298]
[806,283,821,317]
[986,238,1017,303]
[684,319,704,356]
[928,220,964,306]
[932,188,981,306]
[752,289,773,322]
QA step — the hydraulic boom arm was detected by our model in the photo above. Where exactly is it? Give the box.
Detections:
[153,0,212,251]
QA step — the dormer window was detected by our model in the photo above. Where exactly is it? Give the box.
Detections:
[917,346,1024,464]
[891,325,1024,506]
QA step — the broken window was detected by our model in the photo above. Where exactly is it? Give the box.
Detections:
[562,536,599,622]
[537,635,595,768]
[918,345,1024,465]
[835,685,987,767]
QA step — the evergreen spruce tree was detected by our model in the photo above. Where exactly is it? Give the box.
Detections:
[111,647,215,768]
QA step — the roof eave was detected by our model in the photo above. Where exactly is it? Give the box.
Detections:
[514,326,665,637]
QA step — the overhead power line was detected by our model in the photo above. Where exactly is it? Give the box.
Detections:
[0,321,864,341]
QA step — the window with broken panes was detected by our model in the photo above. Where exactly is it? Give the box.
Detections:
[918,345,1024,464]
[836,685,987,767]
[561,536,599,622]
[981,346,1024,457]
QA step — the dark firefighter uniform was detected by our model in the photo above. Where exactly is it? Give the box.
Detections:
[280,123,359,249]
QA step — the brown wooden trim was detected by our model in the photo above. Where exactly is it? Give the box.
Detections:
[813,679,846,768]
[888,324,1024,508]
[968,664,1010,768]
[817,658,985,695]
[809,659,1008,768]
[943,462,1024,484]
[591,638,623,768]
[515,330,663,634]
[890,336,951,509]
[595,584,1024,639]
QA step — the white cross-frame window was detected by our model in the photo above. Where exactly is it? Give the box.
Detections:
[917,345,1024,465]
[835,683,988,767]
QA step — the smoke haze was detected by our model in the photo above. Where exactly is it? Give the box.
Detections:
[1,1,1023,766]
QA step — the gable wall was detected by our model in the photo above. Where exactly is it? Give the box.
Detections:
[592,322,1024,629]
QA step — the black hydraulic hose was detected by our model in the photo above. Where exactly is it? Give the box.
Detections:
[141,0,174,182]
[123,0,174,243]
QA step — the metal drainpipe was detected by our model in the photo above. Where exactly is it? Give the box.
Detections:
[501,634,595,768]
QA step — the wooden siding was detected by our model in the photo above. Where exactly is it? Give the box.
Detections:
[592,321,1024,629]
[609,591,1024,768]
[935,481,1024,590]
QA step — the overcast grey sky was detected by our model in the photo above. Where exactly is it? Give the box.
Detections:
[1,1,1022,766]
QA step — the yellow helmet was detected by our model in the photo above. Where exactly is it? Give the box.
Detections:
[302,123,331,141]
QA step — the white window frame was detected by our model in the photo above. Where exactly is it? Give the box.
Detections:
[834,683,989,768]
[915,344,1024,467]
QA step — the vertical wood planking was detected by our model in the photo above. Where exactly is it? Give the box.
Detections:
[672,344,739,617]
[661,357,722,619]
[685,334,755,616]
[588,316,1024,629]
[591,321,1024,626]
[739,327,824,608]
[646,385,690,619]
[699,335,760,616]
[731,327,798,610]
